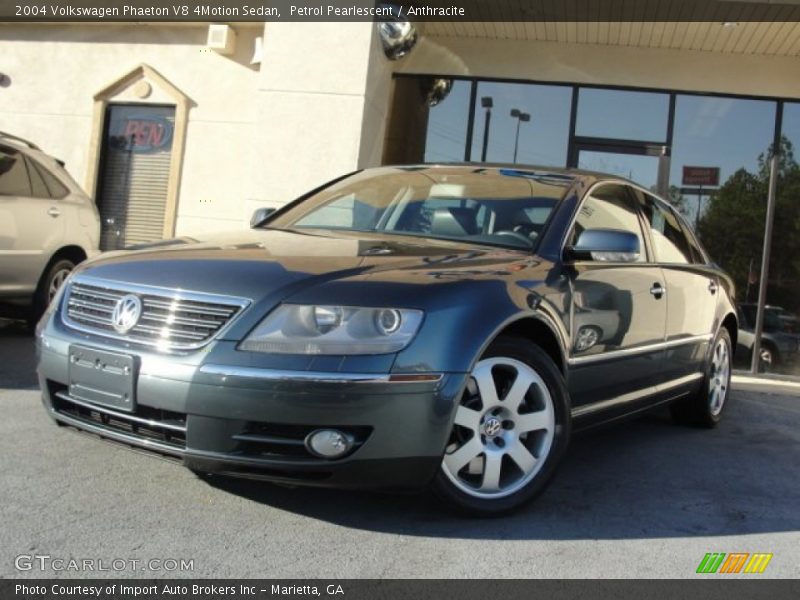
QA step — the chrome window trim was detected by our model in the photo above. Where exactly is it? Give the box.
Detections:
[199,364,443,384]
[568,333,713,366]
[559,178,652,263]
[60,274,251,352]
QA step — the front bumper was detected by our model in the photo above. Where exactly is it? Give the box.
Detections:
[37,325,466,490]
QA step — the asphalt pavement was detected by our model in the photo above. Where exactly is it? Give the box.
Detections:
[1,319,798,579]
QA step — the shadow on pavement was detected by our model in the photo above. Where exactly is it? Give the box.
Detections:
[206,394,800,540]
[0,319,37,390]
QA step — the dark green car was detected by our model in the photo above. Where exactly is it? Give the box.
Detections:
[36,165,737,515]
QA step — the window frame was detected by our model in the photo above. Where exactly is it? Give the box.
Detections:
[563,180,653,264]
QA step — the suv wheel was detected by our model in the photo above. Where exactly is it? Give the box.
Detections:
[30,258,75,325]
[432,335,570,516]
[670,328,732,428]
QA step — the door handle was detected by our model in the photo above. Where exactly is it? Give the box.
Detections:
[47,207,60,217]
[649,283,666,298]
[708,281,718,295]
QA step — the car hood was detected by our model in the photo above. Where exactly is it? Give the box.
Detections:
[75,228,532,302]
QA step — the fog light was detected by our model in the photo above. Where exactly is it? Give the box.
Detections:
[305,429,354,459]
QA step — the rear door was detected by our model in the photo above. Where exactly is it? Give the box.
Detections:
[565,183,668,419]
[634,190,717,388]
[0,145,65,298]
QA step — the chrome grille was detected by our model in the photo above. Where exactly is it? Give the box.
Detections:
[62,277,248,350]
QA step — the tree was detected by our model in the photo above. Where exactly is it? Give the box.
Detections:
[696,137,800,312]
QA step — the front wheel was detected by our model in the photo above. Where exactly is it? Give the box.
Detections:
[432,336,571,516]
[670,328,732,428]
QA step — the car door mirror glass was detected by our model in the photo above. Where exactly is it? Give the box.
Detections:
[250,207,276,228]
[569,228,640,262]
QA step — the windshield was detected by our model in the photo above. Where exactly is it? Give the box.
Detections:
[266,167,574,250]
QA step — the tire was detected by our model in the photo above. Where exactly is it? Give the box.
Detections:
[432,335,571,516]
[670,328,733,428]
[30,258,75,326]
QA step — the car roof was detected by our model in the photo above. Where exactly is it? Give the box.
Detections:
[379,162,642,188]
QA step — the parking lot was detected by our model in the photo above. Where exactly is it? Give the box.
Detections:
[1,319,798,579]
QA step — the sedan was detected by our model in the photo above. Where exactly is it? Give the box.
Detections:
[36,166,737,515]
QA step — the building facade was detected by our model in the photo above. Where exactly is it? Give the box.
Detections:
[2,19,800,374]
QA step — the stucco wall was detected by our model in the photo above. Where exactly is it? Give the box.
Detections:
[0,23,263,237]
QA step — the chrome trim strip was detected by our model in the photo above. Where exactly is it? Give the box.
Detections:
[198,364,443,384]
[568,334,712,366]
[571,372,703,418]
[658,372,704,392]
[571,386,656,418]
[61,274,251,352]
[54,391,187,433]
[232,433,305,446]
[69,274,252,307]
[51,410,185,457]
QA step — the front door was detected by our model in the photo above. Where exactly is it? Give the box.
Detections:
[565,183,668,419]
[96,104,175,251]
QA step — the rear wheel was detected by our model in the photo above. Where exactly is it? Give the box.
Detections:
[432,336,570,516]
[670,328,732,428]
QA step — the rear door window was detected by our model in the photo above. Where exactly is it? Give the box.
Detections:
[30,159,69,199]
[637,191,694,264]
[24,156,50,198]
[0,146,33,197]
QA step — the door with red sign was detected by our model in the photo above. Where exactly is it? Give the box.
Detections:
[96,104,175,250]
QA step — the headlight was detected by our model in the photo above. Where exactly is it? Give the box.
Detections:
[239,304,424,355]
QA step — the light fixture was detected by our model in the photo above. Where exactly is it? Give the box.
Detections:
[377,4,418,60]
[250,36,263,65]
[423,78,452,106]
[510,109,531,164]
[722,22,739,28]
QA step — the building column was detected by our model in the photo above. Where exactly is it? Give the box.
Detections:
[244,22,393,216]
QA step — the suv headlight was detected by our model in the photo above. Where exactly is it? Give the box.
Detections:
[239,305,424,355]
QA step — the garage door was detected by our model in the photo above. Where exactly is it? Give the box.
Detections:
[97,104,175,251]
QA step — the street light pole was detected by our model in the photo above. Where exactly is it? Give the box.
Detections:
[510,108,530,164]
[480,96,492,162]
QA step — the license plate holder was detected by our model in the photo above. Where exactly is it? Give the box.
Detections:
[68,345,136,412]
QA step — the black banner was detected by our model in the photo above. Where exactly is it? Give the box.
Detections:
[4,580,800,600]
[4,0,800,23]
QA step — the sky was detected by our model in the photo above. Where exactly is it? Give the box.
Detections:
[424,81,791,191]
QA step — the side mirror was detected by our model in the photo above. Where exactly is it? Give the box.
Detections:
[567,228,640,262]
[250,207,276,229]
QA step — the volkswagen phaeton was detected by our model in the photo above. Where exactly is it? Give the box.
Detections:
[36,165,737,514]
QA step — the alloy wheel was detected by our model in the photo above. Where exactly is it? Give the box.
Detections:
[709,338,731,416]
[47,268,71,303]
[442,356,555,499]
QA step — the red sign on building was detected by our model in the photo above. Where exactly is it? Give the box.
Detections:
[682,166,720,187]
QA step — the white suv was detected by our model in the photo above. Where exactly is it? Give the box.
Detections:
[0,132,100,323]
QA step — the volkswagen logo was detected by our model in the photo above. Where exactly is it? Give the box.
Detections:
[482,416,503,438]
[111,294,142,334]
